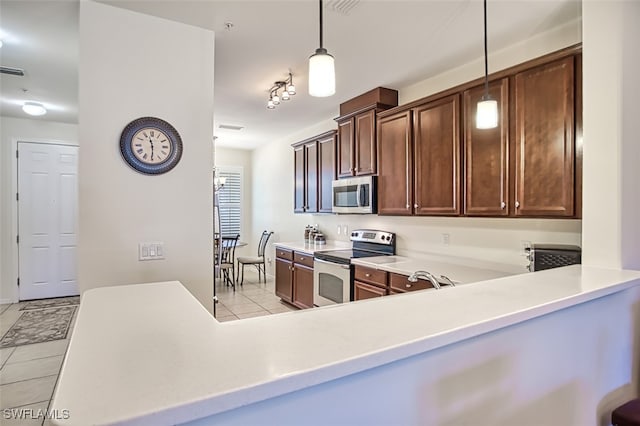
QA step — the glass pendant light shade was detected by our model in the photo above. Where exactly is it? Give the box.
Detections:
[22,102,47,116]
[281,90,290,101]
[267,98,275,109]
[287,83,296,95]
[272,93,280,105]
[476,97,498,129]
[309,48,335,97]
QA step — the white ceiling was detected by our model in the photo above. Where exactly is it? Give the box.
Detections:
[0,0,581,149]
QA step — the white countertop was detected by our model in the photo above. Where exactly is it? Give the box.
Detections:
[352,255,516,284]
[51,266,640,425]
[274,240,350,254]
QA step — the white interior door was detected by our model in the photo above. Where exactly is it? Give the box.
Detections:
[18,142,79,300]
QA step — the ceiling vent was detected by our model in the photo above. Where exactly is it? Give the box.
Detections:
[0,66,25,76]
[326,0,360,16]
[218,124,244,131]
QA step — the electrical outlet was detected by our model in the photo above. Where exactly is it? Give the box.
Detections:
[442,233,450,245]
[342,225,348,235]
[337,225,341,235]
[521,240,532,256]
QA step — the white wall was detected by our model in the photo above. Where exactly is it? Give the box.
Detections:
[189,285,640,426]
[215,147,253,258]
[0,116,78,303]
[582,0,640,270]
[78,2,214,310]
[252,20,583,275]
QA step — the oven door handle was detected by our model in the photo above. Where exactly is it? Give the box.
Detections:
[314,258,352,270]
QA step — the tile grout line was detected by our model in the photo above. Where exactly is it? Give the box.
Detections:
[0,372,59,388]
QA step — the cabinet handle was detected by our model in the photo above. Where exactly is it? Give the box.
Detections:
[515,201,520,208]
[300,257,305,261]
[414,203,419,209]
[405,283,413,288]
[501,201,506,209]
[365,273,371,277]
[406,204,410,209]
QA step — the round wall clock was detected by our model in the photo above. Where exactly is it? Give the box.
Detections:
[119,117,183,175]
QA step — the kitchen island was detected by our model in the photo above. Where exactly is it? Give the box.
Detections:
[51,266,640,425]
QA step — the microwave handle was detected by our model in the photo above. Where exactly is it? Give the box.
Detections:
[358,184,365,207]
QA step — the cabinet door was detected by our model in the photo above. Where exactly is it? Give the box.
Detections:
[413,94,461,215]
[463,78,510,216]
[354,109,377,176]
[514,57,575,217]
[293,146,305,213]
[275,258,293,302]
[318,133,336,213]
[305,142,319,213]
[293,264,314,309]
[354,280,386,301]
[337,119,354,178]
[377,111,413,215]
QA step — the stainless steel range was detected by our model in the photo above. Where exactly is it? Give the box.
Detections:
[313,229,396,306]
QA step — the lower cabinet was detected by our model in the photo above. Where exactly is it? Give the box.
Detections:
[353,266,435,300]
[353,265,388,301]
[275,248,314,309]
[292,264,314,309]
[354,280,386,300]
[275,257,293,302]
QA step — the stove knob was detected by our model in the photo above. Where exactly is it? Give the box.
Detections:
[386,235,391,241]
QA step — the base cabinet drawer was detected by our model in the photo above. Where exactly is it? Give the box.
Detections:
[294,252,314,268]
[276,248,294,261]
[354,280,387,300]
[389,273,435,292]
[354,265,388,287]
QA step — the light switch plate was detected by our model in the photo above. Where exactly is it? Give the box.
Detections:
[139,242,165,261]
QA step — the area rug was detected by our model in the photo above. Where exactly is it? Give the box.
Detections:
[0,306,76,348]
[20,296,80,311]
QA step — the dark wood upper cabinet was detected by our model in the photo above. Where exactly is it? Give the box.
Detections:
[514,56,575,217]
[305,142,319,213]
[413,94,461,215]
[463,78,510,216]
[354,109,377,176]
[377,111,413,215]
[292,130,337,214]
[337,120,353,178]
[293,146,305,213]
[318,133,337,213]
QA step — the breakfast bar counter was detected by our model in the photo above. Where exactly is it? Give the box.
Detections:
[51,266,640,425]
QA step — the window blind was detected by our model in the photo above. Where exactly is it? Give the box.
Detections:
[217,168,242,238]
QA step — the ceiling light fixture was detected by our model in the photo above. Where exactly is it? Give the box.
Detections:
[266,73,296,110]
[308,0,335,97]
[476,0,498,129]
[22,101,47,116]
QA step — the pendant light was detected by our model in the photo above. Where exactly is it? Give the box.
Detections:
[308,0,335,97]
[476,0,498,129]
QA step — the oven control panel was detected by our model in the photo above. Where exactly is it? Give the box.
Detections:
[350,229,395,245]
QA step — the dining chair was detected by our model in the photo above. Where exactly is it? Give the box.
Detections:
[237,230,273,286]
[219,234,240,289]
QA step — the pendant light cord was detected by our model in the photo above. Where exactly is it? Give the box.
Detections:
[319,0,324,49]
[483,0,489,97]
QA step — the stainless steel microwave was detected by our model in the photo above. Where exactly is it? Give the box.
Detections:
[332,176,377,214]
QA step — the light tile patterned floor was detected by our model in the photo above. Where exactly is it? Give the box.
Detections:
[0,269,294,424]
[214,268,299,321]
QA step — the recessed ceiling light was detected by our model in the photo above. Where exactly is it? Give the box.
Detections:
[22,102,47,116]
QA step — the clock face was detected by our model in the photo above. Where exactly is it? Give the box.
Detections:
[120,117,183,175]
[130,127,173,164]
